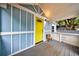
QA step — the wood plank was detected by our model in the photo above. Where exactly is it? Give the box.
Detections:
[14,40,79,56]
[64,44,70,56]
[75,47,79,56]
[70,45,75,56]
[58,42,66,56]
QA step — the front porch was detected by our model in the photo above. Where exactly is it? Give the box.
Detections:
[14,40,79,56]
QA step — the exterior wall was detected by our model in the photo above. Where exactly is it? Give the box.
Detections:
[0,4,34,56]
[44,21,52,41]
[44,22,52,33]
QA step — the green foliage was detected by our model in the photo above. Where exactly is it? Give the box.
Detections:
[57,17,79,26]
[57,17,79,30]
[57,20,65,26]
[75,17,79,25]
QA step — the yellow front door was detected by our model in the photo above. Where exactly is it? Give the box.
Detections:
[35,16,44,43]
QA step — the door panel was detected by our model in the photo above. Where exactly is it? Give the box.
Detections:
[35,17,43,43]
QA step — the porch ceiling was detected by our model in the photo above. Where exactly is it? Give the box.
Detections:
[39,3,79,22]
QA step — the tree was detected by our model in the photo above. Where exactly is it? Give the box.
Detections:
[64,17,77,30]
[57,17,79,30]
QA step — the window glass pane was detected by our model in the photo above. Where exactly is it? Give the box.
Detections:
[0,35,1,56]
[21,33,27,49]
[21,10,26,31]
[0,5,11,32]
[31,14,34,31]
[27,33,33,47]
[0,35,11,56]
[12,7,20,32]
[0,7,1,32]
[31,33,34,45]
[12,34,19,53]
[27,12,31,31]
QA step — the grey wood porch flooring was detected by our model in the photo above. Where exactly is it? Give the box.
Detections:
[14,40,79,56]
